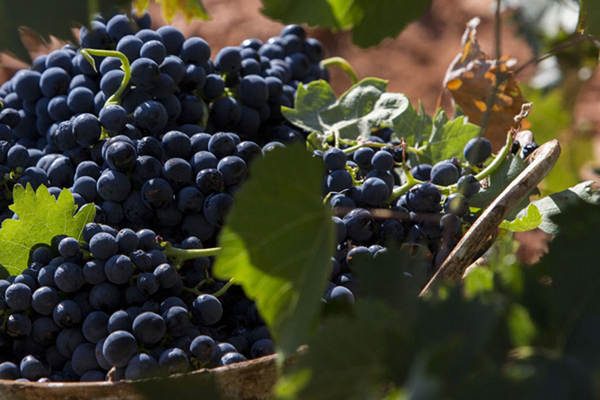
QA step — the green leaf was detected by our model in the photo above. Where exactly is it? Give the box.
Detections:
[156,0,210,22]
[281,80,337,133]
[283,78,431,143]
[507,303,537,347]
[420,112,480,164]
[470,154,528,209]
[580,0,600,41]
[520,181,600,235]
[260,0,432,49]
[0,0,130,60]
[213,144,335,357]
[277,299,404,400]
[0,184,95,277]
[463,267,494,299]
[499,204,542,232]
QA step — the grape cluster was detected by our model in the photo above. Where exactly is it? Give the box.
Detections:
[0,9,327,382]
[0,9,327,244]
[0,228,274,382]
[320,133,496,306]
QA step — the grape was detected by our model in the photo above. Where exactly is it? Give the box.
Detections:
[191,294,223,326]
[96,169,131,203]
[464,137,492,165]
[141,178,174,209]
[210,97,241,130]
[20,355,50,381]
[31,286,59,315]
[71,343,101,376]
[176,186,204,214]
[156,26,185,55]
[134,100,168,135]
[158,348,189,374]
[14,70,42,101]
[132,312,166,345]
[53,300,82,328]
[204,193,234,226]
[6,313,32,337]
[116,35,143,62]
[217,156,247,186]
[250,338,275,358]
[99,104,127,133]
[430,161,460,186]
[161,130,191,159]
[31,316,59,347]
[457,174,480,198]
[0,362,21,380]
[189,335,216,363]
[72,113,102,147]
[102,330,138,368]
[444,193,469,218]
[7,144,29,169]
[82,311,109,344]
[58,237,80,258]
[343,208,375,242]
[106,14,135,42]
[104,255,135,285]
[202,74,225,99]
[362,177,391,206]
[522,142,539,158]
[219,352,247,366]
[140,40,167,64]
[89,232,118,261]
[162,157,192,190]
[5,283,32,311]
[106,143,137,174]
[406,183,442,213]
[326,169,353,192]
[125,353,157,380]
[131,58,160,90]
[180,37,211,66]
[40,67,71,98]
[162,306,190,337]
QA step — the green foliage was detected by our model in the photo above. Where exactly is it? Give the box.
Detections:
[213,144,335,357]
[470,154,528,209]
[261,0,432,48]
[0,184,95,278]
[419,110,480,165]
[499,204,542,232]
[519,180,600,234]
[580,0,600,42]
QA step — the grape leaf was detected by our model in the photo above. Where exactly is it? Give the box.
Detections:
[143,0,210,22]
[282,78,427,143]
[281,80,337,133]
[470,154,528,209]
[261,0,432,48]
[579,0,600,42]
[518,181,600,235]
[0,184,95,278]
[443,18,527,139]
[213,144,335,357]
[499,203,542,232]
[419,110,480,164]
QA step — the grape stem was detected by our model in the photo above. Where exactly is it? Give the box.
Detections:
[213,278,235,297]
[320,57,359,85]
[80,48,131,106]
[163,242,222,262]
[388,131,514,202]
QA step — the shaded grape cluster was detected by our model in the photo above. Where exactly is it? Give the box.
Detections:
[319,132,497,306]
[0,227,273,382]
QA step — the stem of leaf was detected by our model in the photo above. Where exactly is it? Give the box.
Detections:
[320,57,359,85]
[213,278,235,297]
[163,242,221,263]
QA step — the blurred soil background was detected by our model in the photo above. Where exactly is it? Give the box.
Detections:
[1,0,598,263]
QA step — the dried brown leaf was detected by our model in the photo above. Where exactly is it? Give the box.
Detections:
[444,17,528,139]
